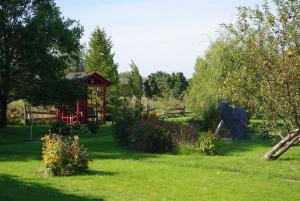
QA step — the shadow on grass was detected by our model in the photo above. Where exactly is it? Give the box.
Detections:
[0,125,50,145]
[0,174,104,201]
[83,170,117,176]
[0,124,158,162]
[219,140,272,156]
[0,140,42,162]
[81,125,159,161]
[88,138,158,161]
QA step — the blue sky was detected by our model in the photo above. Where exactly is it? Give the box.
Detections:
[56,0,265,78]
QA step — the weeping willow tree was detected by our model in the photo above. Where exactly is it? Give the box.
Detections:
[185,38,247,118]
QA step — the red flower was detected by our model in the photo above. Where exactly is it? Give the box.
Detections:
[155,125,160,130]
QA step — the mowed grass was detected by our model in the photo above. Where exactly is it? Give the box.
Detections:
[0,124,300,201]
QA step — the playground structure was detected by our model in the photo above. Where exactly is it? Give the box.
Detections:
[25,72,111,125]
[57,72,111,124]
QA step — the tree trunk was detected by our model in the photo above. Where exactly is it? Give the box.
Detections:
[272,135,300,159]
[262,129,300,160]
[0,93,8,128]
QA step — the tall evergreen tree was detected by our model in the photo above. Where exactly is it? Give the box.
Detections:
[85,28,118,84]
[129,61,143,101]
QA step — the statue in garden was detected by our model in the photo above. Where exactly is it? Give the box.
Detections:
[216,101,248,140]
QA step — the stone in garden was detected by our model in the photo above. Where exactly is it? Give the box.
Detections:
[217,101,248,140]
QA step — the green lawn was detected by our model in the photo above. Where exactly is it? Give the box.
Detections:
[0,124,300,201]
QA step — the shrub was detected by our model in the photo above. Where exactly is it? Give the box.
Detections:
[87,121,99,133]
[129,120,173,153]
[72,124,92,135]
[202,104,220,131]
[7,100,25,125]
[162,121,198,147]
[112,100,199,153]
[197,132,220,155]
[112,101,141,146]
[187,117,205,131]
[50,120,72,135]
[41,134,91,176]
[128,120,199,153]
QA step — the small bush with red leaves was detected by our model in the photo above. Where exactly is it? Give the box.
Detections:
[128,120,173,153]
[128,120,198,153]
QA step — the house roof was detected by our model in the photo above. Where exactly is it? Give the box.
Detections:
[66,72,112,87]
[66,72,88,80]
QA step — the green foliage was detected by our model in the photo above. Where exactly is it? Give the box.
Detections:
[185,39,243,116]
[41,134,91,176]
[129,61,144,101]
[154,95,182,115]
[144,71,188,100]
[50,120,72,136]
[72,124,92,135]
[197,132,221,155]
[113,99,198,153]
[29,77,86,106]
[112,100,141,146]
[0,0,83,127]
[117,71,132,97]
[129,120,173,153]
[127,120,199,153]
[162,121,199,148]
[144,71,170,98]
[202,104,221,131]
[223,0,300,135]
[7,100,25,125]
[87,121,99,133]
[117,61,143,103]
[85,28,119,84]
[169,72,188,100]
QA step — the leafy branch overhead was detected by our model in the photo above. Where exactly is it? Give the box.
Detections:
[0,0,83,127]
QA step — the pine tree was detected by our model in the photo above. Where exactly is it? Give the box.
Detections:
[85,28,119,84]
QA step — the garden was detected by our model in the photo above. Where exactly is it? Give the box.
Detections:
[1,0,300,200]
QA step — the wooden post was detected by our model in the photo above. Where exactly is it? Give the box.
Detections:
[84,86,88,123]
[76,100,79,124]
[103,87,106,124]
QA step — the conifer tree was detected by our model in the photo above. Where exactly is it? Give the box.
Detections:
[85,28,118,84]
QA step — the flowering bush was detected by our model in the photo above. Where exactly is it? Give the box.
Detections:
[112,100,199,153]
[129,120,173,153]
[112,102,141,146]
[41,134,92,176]
[197,132,220,155]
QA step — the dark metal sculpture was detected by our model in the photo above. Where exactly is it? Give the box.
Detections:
[216,101,248,140]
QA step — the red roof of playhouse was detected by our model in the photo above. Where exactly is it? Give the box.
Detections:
[66,72,112,87]
[86,72,112,87]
